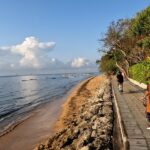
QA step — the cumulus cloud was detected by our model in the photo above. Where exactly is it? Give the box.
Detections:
[71,57,90,68]
[0,37,97,75]
[48,58,66,68]
[0,36,55,69]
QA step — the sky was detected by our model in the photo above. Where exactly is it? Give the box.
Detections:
[0,0,149,75]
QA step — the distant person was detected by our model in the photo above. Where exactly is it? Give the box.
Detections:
[143,84,150,129]
[116,71,124,92]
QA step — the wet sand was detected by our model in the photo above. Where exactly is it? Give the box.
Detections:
[0,97,66,150]
[0,75,105,150]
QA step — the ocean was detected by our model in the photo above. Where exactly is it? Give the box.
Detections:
[0,73,95,136]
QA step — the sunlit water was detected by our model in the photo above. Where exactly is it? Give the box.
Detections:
[0,73,95,135]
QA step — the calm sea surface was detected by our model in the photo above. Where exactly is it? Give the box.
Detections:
[0,73,95,135]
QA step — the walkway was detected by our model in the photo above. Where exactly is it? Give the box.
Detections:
[112,78,150,150]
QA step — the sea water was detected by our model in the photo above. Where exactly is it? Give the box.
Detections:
[0,73,95,135]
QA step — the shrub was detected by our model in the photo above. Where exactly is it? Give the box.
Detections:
[129,59,150,84]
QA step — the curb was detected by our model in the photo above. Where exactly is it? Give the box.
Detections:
[112,84,129,150]
[128,78,147,89]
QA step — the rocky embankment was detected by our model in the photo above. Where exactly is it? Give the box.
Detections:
[35,78,113,150]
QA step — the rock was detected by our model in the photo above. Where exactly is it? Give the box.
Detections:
[82,130,92,142]
[45,138,53,148]
[37,144,45,150]
[92,120,100,130]
[78,129,93,147]
[99,116,107,123]
[61,135,74,148]
[81,111,93,121]
[102,106,113,115]
[91,115,97,122]
[89,105,100,115]
[98,112,105,117]
[34,78,113,150]
[79,146,90,150]
[103,95,110,101]
[103,101,112,106]
[91,130,96,138]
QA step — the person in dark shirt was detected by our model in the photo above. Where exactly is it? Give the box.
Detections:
[116,71,124,92]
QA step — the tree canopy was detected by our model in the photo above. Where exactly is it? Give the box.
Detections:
[97,6,150,83]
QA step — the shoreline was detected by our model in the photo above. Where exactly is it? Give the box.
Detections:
[0,83,75,150]
[35,74,113,150]
[0,76,96,150]
[53,76,95,132]
[0,113,34,138]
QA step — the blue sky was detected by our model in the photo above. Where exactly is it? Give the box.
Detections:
[0,0,149,74]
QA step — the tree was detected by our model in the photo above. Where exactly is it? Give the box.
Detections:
[99,19,132,74]
[129,6,150,37]
[97,6,150,77]
[128,6,150,59]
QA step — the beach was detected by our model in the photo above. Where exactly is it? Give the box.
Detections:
[35,75,113,150]
[53,75,106,132]
[0,75,113,150]
[0,97,66,150]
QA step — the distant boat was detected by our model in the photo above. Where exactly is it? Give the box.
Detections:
[22,80,28,82]
[30,79,37,81]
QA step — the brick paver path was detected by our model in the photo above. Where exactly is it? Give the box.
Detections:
[112,78,150,150]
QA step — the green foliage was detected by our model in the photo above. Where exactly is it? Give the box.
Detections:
[128,6,150,58]
[142,37,150,48]
[114,50,125,62]
[129,6,150,36]
[137,36,150,50]
[100,50,124,73]
[98,5,150,83]
[129,60,150,84]
[100,54,116,73]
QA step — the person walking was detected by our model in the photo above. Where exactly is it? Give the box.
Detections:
[144,84,150,129]
[116,71,124,92]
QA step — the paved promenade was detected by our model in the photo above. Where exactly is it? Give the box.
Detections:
[112,78,150,150]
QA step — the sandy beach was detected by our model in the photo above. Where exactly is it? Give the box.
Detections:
[35,74,113,150]
[0,75,105,150]
[54,75,106,132]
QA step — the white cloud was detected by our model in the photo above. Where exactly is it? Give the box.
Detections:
[48,58,66,68]
[0,36,55,69]
[71,57,89,68]
[0,37,97,75]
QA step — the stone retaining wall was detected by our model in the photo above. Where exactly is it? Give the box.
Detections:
[34,79,113,150]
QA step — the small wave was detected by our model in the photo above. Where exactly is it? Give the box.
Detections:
[0,114,33,137]
[0,73,88,139]
[0,108,21,120]
[0,117,4,122]
[15,96,24,100]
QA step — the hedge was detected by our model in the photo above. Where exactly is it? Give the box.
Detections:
[129,60,150,84]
